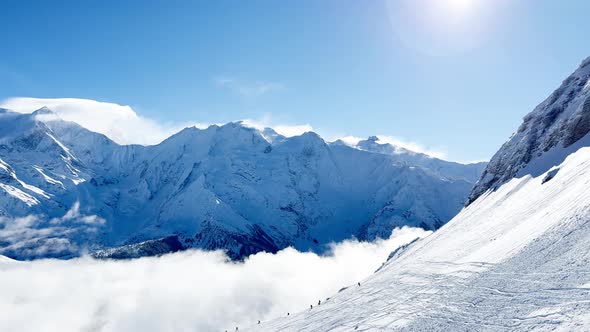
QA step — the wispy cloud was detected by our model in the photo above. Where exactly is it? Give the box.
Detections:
[375,135,448,159]
[333,135,448,160]
[0,97,312,146]
[0,97,194,145]
[0,227,430,332]
[240,115,313,137]
[0,202,104,259]
[215,76,284,98]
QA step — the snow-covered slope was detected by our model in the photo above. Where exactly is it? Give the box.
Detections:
[469,56,590,204]
[248,122,590,332]
[247,57,590,331]
[0,108,481,260]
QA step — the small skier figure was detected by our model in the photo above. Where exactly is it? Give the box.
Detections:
[358,282,361,287]
[310,304,313,309]
[258,320,261,324]
[287,312,290,316]
[318,300,321,306]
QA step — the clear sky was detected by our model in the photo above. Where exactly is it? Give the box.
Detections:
[1,0,590,162]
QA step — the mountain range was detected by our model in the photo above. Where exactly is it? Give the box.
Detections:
[0,107,485,260]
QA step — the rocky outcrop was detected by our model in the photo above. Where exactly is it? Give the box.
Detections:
[468,56,590,204]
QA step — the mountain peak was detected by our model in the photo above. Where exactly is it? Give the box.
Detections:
[31,106,55,116]
[31,107,63,124]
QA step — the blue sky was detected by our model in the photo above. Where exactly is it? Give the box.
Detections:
[1,0,590,162]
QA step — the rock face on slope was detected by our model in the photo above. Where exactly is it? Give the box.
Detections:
[468,56,590,204]
[0,108,483,260]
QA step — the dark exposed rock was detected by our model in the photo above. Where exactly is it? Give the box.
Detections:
[468,57,590,205]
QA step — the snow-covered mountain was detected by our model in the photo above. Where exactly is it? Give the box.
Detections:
[0,108,482,260]
[468,56,590,204]
[248,57,590,331]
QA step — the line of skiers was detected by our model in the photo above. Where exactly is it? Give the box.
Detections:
[226,282,361,331]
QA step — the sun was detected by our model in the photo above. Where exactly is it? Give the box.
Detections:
[445,0,476,20]
[386,0,495,56]
[447,0,474,12]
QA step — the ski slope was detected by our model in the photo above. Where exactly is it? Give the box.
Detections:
[247,145,590,331]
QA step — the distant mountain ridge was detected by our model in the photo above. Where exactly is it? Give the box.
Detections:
[334,135,487,183]
[0,108,484,260]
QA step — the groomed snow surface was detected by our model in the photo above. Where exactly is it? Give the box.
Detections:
[245,145,590,331]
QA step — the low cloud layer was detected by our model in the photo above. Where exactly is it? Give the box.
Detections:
[0,202,104,259]
[0,227,430,332]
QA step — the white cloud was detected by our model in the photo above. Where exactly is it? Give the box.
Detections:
[336,135,364,146]
[0,227,430,332]
[51,201,106,225]
[0,202,104,258]
[215,77,284,98]
[240,117,314,137]
[0,97,314,145]
[0,97,191,145]
[331,135,448,160]
[376,135,448,159]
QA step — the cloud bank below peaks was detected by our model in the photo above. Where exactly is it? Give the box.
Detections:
[0,227,431,332]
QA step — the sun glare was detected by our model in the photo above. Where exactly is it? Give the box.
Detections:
[447,0,475,15]
[386,0,503,56]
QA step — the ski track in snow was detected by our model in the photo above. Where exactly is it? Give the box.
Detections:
[246,147,590,331]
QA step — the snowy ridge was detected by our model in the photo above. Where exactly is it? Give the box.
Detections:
[469,56,590,204]
[0,108,482,260]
